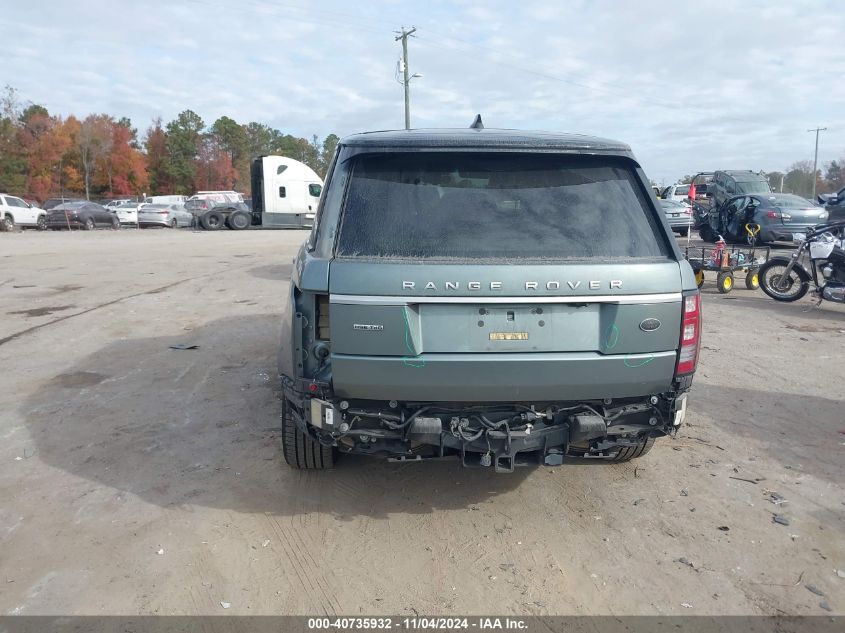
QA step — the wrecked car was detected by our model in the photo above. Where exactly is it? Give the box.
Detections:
[277,123,700,471]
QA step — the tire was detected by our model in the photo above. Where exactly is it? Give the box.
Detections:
[82,217,95,231]
[699,224,717,243]
[200,210,224,230]
[759,258,811,302]
[110,217,120,230]
[694,269,705,288]
[1,215,14,232]
[227,211,250,230]
[170,218,178,229]
[608,436,656,462]
[677,228,688,237]
[745,271,760,290]
[716,271,734,294]
[281,399,334,469]
[36,216,47,231]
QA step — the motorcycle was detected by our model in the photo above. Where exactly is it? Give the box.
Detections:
[759,221,845,303]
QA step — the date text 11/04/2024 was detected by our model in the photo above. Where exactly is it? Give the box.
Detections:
[308,618,528,630]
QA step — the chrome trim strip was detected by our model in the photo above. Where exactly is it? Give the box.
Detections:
[330,293,682,305]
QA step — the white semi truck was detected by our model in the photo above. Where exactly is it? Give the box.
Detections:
[191,156,323,230]
[250,155,323,229]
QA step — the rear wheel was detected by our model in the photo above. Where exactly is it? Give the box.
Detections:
[745,271,759,290]
[110,216,120,230]
[200,210,224,230]
[699,224,717,243]
[694,269,705,288]
[83,217,95,231]
[227,211,250,230]
[677,228,688,236]
[36,216,47,231]
[281,399,334,469]
[1,215,14,232]
[170,218,178,228]
[608,436,656,462]
[716,271,734,294]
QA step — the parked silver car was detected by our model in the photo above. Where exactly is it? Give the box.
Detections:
[138,203,193,228]
[659,199,693,235]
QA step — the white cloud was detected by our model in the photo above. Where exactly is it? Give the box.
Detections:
[0,0,843,184]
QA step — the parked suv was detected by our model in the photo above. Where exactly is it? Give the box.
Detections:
[824,185,845,223]
[278,126,700,471]
[0,194,47,231]
[711,170,771,207]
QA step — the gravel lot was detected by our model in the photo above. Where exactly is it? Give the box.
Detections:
[0,229,843,616]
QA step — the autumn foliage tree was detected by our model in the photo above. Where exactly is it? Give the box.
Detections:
[0,85,345,202]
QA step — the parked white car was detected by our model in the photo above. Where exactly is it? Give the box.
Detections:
[660,184,693,205]
[113,201,146,225]
[138,203,194,228]
[0,194,48,231]
[103,198,133,209]
[144,195,188,205]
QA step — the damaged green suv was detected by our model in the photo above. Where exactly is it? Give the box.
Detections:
[278,125,700,472]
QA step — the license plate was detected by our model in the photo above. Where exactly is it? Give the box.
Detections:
[672,213,680,217]
[489,332,528,341]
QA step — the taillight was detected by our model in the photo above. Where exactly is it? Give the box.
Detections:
[766,211,780,219]
[675,292,701,376]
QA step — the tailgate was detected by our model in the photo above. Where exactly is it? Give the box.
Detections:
[328,261,683,401]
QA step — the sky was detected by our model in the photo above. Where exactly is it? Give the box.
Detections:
[2,0,844,185]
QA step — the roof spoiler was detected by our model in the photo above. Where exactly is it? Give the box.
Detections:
[470,114,484,130]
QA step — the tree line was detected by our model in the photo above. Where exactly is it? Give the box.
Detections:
[0,86,339,202]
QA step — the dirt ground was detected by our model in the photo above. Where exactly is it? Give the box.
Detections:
[0,229,843,616]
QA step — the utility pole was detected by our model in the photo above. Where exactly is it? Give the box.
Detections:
[395,27,417,130]
[807,126,827,199]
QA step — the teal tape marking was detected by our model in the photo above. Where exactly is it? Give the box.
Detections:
[402,306,425,368]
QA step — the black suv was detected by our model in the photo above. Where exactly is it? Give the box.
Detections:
[711,170,771,207]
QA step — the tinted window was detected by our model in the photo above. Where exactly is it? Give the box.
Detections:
[673,184,690,196]
[736,180,770,194]
[309,183,322,197]
[337,153,668,260]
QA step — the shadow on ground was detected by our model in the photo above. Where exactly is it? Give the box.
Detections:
[20,314,530,518]
[21,311,843,519]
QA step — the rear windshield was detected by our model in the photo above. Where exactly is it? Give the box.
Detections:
[736,179,770,194]
[673,184,690,196]
[336,153,668,260]
[765,194,816,208]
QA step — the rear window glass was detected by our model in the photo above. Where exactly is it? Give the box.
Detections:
[336,153,668,260]
[736,179,770,194]
[765,194,816,208]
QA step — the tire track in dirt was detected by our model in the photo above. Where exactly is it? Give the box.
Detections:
[267,516,342,614]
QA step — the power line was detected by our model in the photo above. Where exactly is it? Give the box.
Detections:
[395,27,417,129]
